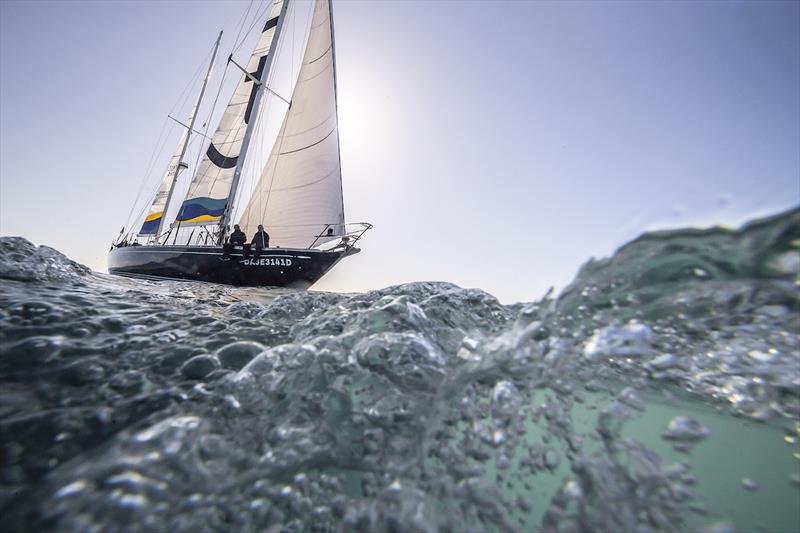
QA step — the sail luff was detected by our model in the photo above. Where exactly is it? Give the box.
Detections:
[218,0,291,242]
[157,30,223,237]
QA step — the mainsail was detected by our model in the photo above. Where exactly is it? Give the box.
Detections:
[175,0,286,227]
[236,0,345,248]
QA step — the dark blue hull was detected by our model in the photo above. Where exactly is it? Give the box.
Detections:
[108,245,349,288]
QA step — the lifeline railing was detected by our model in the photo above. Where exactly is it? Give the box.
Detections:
[308,222,373,250]
[113,222,372,250]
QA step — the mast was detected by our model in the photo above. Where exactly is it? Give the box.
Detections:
[156,30,223,238]
[218,0,291,243]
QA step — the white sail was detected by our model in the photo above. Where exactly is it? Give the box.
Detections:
[175,0,285,227]
[138,127,191,235]
[236,0,344,248]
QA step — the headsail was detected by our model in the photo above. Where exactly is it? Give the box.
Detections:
[139,128,191,235]
[176,0,286,227]
[236,0,345,248]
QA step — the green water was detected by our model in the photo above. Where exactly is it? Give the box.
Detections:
[627,389,800,533]
[447,384,800,532]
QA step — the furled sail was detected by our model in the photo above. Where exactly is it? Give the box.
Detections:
[139,128,191,235]
[175,0,285,227]
[236,0,345,248]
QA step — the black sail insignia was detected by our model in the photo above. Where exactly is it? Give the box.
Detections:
[206,143,238,169]
[244,55,268,125]
[263,16,279,32]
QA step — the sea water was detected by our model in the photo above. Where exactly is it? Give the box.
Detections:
[0,208,798,532]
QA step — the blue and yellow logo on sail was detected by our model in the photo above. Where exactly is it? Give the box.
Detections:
[139,211,163,235]
[176,197,226,224]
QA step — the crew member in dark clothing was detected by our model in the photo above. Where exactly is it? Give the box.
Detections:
[252,224,270,249]
[229,225,247,245]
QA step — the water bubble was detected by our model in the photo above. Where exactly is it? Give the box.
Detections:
[700,521,737,533]
[456,336,481,361]
[747,349,778,363]
[216,341,266,370]
[224,395,241,409]
[544,448,561,471]
[54,479,89,499]
[180,354,220,380]
[562,479,583,499]
[741,478,759,491]
[618,387,645,411]
[662,416,711,443]
[767,250,799,276]
[584,322,654,360]
[647,353,682,370]
[2,335,65,365]
[755,305,789,319]
[516,494,532,513]
[597,402,631,442]
[491,380,521,427]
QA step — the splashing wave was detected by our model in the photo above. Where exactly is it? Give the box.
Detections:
[1,208,798,532]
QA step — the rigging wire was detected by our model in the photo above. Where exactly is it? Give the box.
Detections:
[120,118,171,234]
[231,0,255,53]
[124,42,217,235]
[233,0,273,55]
[122,58,209,232]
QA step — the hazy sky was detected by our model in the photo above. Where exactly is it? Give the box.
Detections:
[1,0,798,303]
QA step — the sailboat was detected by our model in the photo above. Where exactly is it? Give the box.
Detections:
[109,0,370,288]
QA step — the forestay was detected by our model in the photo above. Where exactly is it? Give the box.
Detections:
[175,0,285,226]
[235,0,345,249]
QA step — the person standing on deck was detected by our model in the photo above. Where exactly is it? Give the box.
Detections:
[252,225,270,249]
